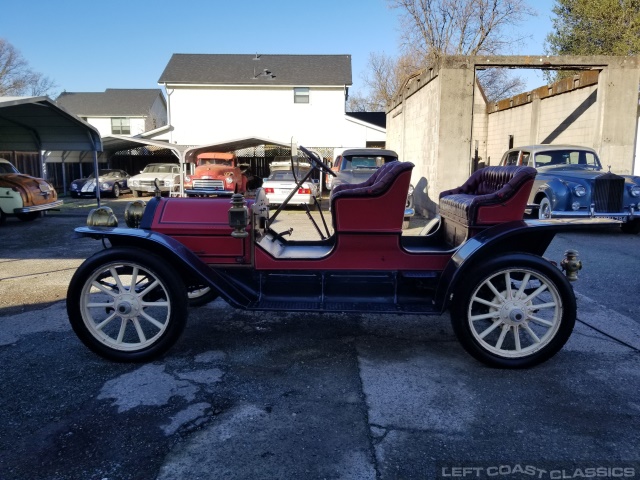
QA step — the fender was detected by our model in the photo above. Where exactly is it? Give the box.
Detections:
[434,218,610,310]
[532,177,570,208]
[73,226,258,308]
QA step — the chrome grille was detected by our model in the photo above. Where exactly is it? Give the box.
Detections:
[193,179,224,190]
[594,172,624,212]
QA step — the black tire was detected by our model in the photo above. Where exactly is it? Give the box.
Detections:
[15,211,41,222]
[112,183,120,198]
[0,209,6,225]
[187,285,219,307]
[132,190,141,198]
[538,197,552,219]
[70,192,80,198]
[620,220,640,234]
[450,253,576,368]
[67,247,188,362]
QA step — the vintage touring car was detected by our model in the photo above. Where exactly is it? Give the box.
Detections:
[66,147,606,368]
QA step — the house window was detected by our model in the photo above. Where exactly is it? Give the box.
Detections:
[111,118,130,134]
[294,88,309,104]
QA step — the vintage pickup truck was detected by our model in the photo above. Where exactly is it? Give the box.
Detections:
[184,152,252,196]
[66,147,604,368]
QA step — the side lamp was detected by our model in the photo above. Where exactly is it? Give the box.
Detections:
[228,193,249,238]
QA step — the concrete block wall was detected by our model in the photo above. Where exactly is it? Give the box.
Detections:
[388,72,442,215]
[387,56,640,216]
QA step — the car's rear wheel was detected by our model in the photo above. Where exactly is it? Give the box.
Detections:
[67,248,188,362]
[450,254,576,368]
[187,285,219,307]
[0,209,6,225]
[538,197,552,219]
[15,212,41,222]
[621,219,640,234]
[112,183,120,198]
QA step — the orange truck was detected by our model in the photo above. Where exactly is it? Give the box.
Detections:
[184,152,248,196]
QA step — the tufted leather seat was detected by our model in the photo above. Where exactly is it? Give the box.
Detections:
[330,161,414,232]
[438,165,536,227]
[330,161,414,203]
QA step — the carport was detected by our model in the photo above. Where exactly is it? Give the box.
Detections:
[103,135,293,197]
[0,96,104,202]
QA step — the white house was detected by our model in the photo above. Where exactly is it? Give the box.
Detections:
[157,54,385,149]
[56,89,168,138]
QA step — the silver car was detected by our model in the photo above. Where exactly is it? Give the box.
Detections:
[500,144,640,233]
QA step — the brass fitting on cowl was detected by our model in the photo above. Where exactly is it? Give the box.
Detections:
[86,206,118,227]
[561,249,582,282]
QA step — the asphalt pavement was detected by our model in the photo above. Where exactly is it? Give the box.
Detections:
[1,195,639,480]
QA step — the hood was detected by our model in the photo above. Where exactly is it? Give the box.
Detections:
[132,171,176,181]
[535,166,636,182]
[193,165,238,176]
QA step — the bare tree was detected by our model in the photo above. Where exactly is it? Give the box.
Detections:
[0,38,57,97]
[358,0,535,109]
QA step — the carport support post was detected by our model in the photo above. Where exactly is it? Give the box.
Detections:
[93,150,101,206]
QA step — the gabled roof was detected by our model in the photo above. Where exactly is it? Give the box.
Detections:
[158,54,352,86]
[55,89,166,117]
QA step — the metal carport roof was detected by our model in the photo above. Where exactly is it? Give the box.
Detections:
[0,96,108,204]
[0,96,102,152]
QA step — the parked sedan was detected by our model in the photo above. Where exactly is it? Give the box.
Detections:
[262,168,320,208]
[500,145,640,233]
[70,169,130,198]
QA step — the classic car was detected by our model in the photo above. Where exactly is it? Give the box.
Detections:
[184,152,249,196]
[327,148,399,191]
[0,158,63,224]
[500,145,640,234]
[66,147,608,369]
[129,163,180,197]
[262,166,320,209]
[69,169,130,198]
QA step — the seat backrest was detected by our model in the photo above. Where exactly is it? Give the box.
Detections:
[439,165,535,199]
[331,161,414,233]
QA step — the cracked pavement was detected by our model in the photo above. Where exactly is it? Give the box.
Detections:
[1,197,639,479]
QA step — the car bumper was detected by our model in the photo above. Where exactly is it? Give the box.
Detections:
[550,209,636,222]
[266,193,315,205]
[185,188,234,197]
[14,200,63,214]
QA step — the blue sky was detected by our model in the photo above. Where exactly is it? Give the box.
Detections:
[3,0,557,97]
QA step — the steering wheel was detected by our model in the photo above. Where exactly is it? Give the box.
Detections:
[299,146,336,177]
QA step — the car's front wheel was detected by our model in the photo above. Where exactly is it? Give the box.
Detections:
[450,254,576,368]
[621,219,640,234]
[67,248,188,362]
[112,183,120,198]
[538,197,552,219]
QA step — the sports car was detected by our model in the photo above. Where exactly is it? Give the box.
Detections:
[70,169,130,198]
